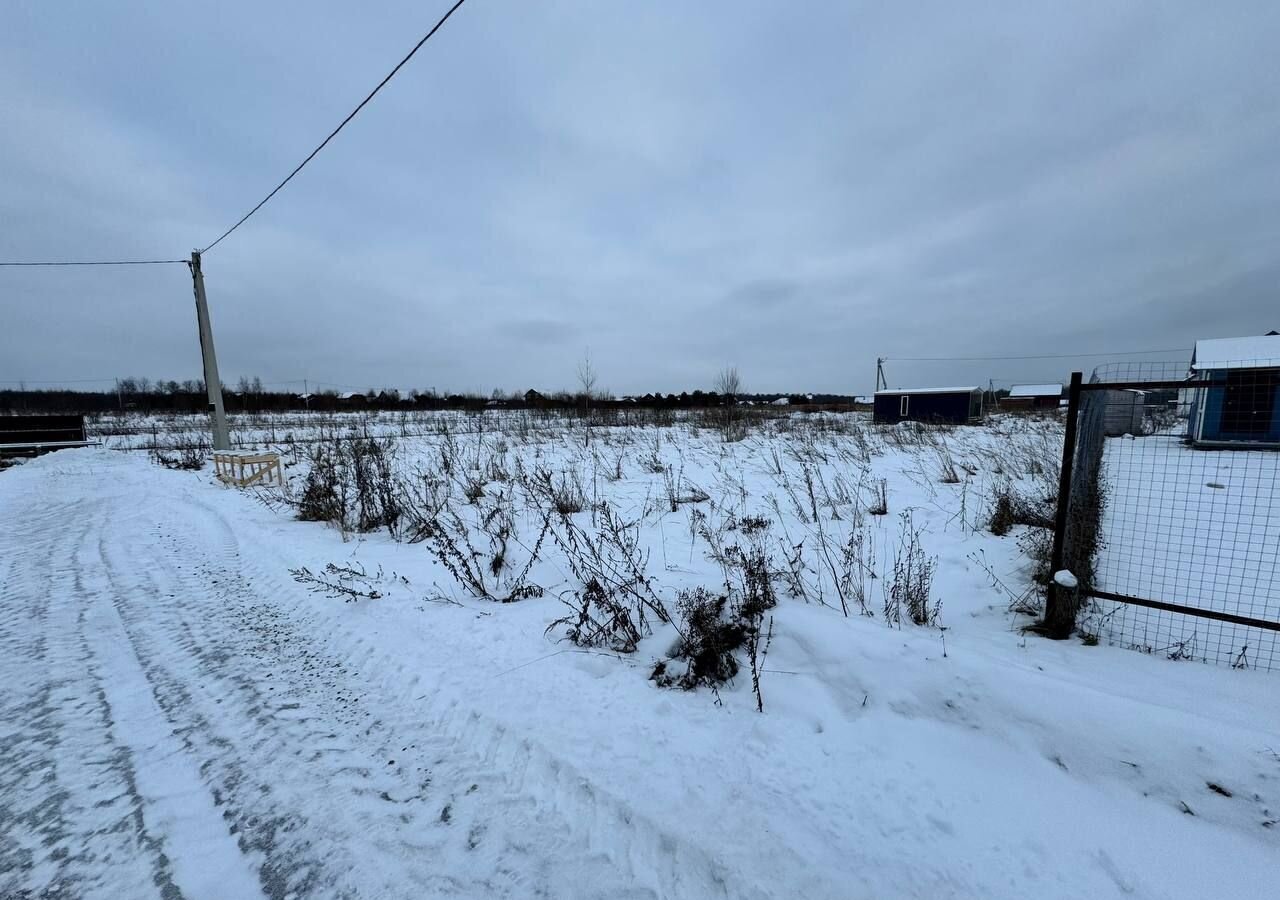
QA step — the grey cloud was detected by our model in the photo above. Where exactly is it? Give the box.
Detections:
[2,1,1279,395]
[492,318,576,345]
[723,279,798,311]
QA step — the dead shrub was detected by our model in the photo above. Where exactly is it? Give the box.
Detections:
[663,467,710,511]
[834,525,876,616]
[290,562,386,602]
[293,437,400,536]
[885,512,940,627]
[989,492,1017,536]
[547,502,669,652]
[149,434,209,471]
[523,465,586,515]
[937,448,961,484]
[349,437,401,535]
[653,588,743,687]
[987,475,1056,540]
[654,538,778,710]
[638,435,665,473]
[411,503,550,603]
[868,478,889,516]
[298,445,345,525]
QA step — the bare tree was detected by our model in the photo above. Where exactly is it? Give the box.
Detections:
[577,349,598,400]
[715,366,742,403]
[714,366,745,440]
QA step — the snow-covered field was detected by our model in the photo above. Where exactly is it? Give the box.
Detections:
[88,408,705,451]
[2,413,1278,899]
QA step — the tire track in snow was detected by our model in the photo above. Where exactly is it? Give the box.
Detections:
[153,483,741,898]
[94,496,354,899]
[1,505,186,899]
[82,508,265,900]
[3,455,744,898]
[0,504,80,898]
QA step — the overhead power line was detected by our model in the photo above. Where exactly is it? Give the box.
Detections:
[200,0,470,254]
[0,259,186,267]
[0,377,119,384]
[885,348,1191,362]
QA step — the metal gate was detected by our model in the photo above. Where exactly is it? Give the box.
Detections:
[1046,370,1280,671]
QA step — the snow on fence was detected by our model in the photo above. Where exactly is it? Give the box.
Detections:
[1048,365,1280,671]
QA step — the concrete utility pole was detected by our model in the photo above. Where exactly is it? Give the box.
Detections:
[188,251,231,450]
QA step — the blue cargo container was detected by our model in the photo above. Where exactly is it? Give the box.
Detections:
[873,387,983,425]
[1187,336,1280,448]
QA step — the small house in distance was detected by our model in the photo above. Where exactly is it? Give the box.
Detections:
[873,386,983,425]
[1000,383,1063,411]
[1187,333,1280,448]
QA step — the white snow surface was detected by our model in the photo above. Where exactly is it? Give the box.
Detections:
[875,386,980,396]
[1192,335,1280,370]
[3,420,1279,899]
[1008,383,1063,398]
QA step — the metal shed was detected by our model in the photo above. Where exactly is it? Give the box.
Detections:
[1186,334,1280,448]
[872,387,983,425]
[1102,390,1146,436]
[1000,383,1063,410]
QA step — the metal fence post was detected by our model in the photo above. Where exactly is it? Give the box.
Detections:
[1042,371,1083,638]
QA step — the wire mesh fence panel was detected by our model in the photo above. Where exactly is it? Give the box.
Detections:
[1058,362,1280,671]
[1088,360,1197,384]
[1082,602,1275,671]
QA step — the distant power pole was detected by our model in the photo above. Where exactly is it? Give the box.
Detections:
[188,251,230,450]
[875,357,887,392]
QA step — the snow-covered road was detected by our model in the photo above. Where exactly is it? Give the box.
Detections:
[4,448,1279,900]
[0,454,729,899]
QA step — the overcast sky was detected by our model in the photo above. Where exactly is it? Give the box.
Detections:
[2,1,1278,396]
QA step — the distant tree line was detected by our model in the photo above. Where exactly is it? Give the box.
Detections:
[1,376,866,415]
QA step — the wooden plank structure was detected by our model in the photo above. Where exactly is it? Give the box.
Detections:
[213,451,284,487]
[0,415,96,457]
